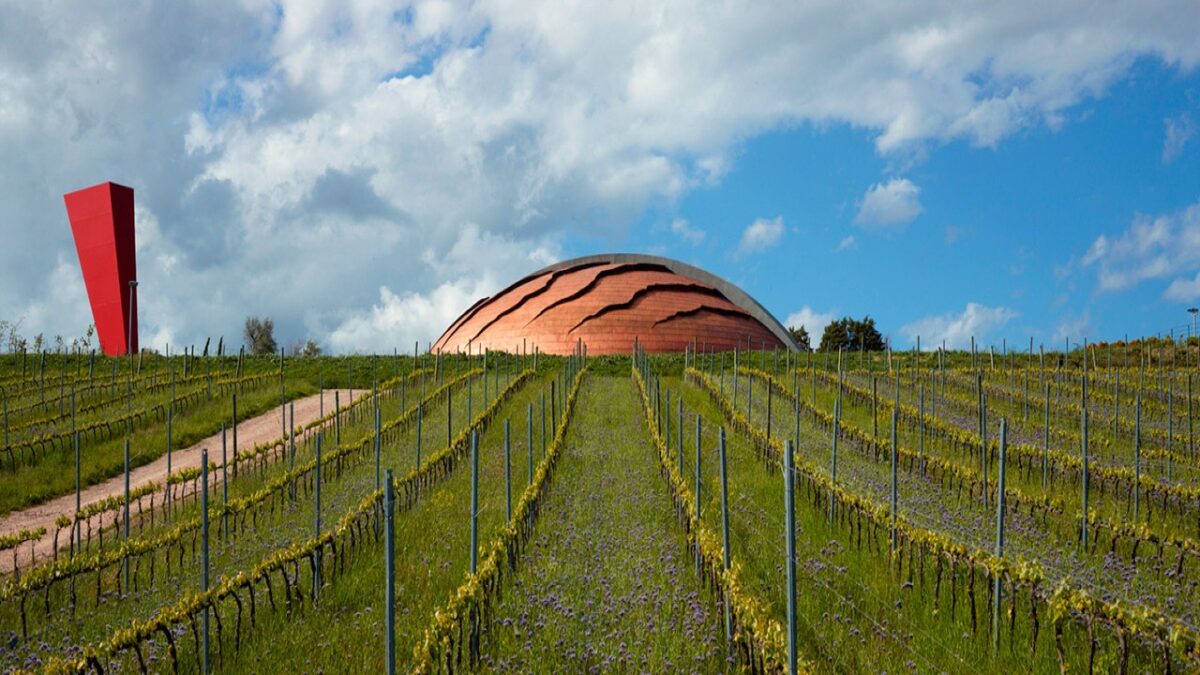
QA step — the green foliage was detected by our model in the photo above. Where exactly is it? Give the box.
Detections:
[818,315,885,352]
[788,325,812,352]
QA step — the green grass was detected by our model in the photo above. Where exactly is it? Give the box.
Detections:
[482,376,726,672]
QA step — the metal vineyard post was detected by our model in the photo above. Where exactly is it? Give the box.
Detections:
[201,448,210,675]
[993,419,1008,653]
[470,429,478,574]
[784,439,797,675]
[505,419,512,521]
[719,427,731,643]
[232,393,239,479]
[123,439,130,590]
[890,410,897,554]
[314,435,322,599]
[1134,396,1141,522]
[385,468,395,675]
[222,425,229,535]
[375,405,382,491]
[74,429,81,555]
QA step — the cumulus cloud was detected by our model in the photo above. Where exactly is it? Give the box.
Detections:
[1079,201,1200,294]
[784,306,835,341]
[737,216,784,256]
[900,302,1017,349]
[1164,114,1196,164]
[856,178,923,228]
[1164,272,1200,301]
[2,1,1200,351]
[670,218,706,245]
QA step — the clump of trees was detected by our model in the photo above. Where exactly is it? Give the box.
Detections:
[291,339,322,357]
[244,316,277,355]
[817,316,885,352]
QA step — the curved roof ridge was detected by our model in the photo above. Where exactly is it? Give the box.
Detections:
[525,253,799,351]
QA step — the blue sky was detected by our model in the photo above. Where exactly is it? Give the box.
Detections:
[566,57,1200,350]
[2,2,1199,353]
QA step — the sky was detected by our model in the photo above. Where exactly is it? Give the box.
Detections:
[1,1,1199,354]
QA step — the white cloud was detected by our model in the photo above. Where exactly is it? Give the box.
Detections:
[670,218,706,245]
[1164,272,1200,301]
[737,216,784,256]
[900,302,1017,349]
[855,178,923,228]
[1052,311,1091,345]
[784,306,836,341]
[3,1,1200,351]
[1078,201,1200,294]
[1164,114,1195,164]
[836,235,857,251]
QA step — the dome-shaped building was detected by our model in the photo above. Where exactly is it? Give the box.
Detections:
[433,253,797,355]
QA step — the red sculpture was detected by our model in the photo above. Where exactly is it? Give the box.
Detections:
[63,182,137,356]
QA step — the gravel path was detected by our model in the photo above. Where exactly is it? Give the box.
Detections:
[0,388,365,573]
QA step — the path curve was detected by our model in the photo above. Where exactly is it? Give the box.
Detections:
[0,388,366,574]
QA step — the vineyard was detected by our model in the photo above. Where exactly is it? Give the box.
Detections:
[1,340,1199,672]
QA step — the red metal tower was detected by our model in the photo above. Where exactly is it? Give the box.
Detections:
[63,182,137,356]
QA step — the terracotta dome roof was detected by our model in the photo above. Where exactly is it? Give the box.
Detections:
[433,253,797,355]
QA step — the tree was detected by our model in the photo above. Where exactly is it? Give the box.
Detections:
[291,338,322,357]
[818,315,886,352]
[788,325,812,352]
[244,317,277,355]
[818,319,851,352]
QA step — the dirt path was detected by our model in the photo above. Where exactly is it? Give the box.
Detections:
[0,388,366,574]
